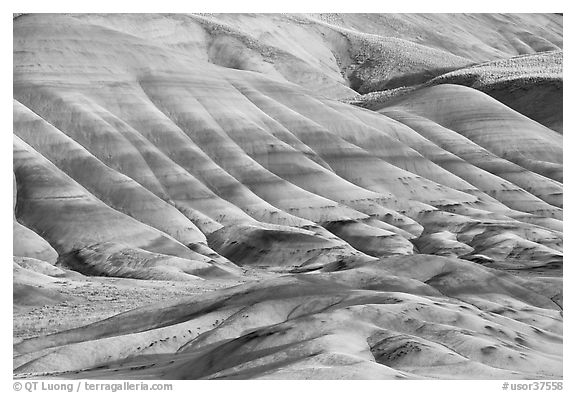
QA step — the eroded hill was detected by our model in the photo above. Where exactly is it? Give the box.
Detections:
[13,13,562,379]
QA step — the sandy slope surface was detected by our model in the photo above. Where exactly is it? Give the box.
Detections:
[13,13,562,379]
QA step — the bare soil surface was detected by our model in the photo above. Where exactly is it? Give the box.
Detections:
[14,268,278,341]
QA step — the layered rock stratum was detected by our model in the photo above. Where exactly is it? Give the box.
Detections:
[13,13,562,379]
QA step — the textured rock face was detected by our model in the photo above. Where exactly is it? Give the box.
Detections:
[13,13,562,379]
